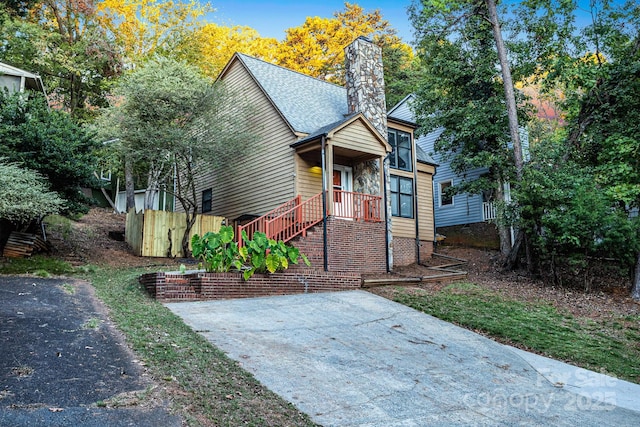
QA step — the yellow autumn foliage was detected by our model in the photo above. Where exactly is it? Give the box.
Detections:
[275,2,409,84]
[175,23,279,79]
[96,0,209,63]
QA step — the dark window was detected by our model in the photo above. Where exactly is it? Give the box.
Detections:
[390,175,414,218]
[202,189,212,213]
[388,129,412,172]
[439,180,453,207]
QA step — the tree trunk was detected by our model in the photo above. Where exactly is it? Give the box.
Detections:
[181,207,197,258]
[125,157,135,212]
[495,181,511,256]
[174,158,198,258]
[632,252,640,301]
[486,0,525,267]
[503,229,524,270]
[485,0,524,180]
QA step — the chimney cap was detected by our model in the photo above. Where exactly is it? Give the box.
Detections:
[355,35,373,43]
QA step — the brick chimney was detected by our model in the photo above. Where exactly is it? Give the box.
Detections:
[344,36,387,137]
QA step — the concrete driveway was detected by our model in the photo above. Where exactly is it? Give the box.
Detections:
[167,290,640,426]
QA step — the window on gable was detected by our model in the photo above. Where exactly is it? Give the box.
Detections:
[388,129,412,172]
[202,189,212,213]
[439,180,454,207]
[390,175,414,218]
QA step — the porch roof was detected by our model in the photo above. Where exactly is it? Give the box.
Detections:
[290,113,391,160]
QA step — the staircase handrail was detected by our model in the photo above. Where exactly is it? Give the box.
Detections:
[237,195,301,245]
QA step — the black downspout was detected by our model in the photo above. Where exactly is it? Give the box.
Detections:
[321,136,328,272]
[383,155,390,273]
[414,163,421,265]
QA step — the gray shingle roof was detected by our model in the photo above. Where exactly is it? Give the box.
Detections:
[236,54,437,167]
[416,144,438,166]
[237,54,348,135]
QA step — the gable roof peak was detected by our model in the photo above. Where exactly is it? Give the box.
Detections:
[229,53,349,135]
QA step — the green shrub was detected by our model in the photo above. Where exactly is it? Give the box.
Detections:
[191,227,310,280]
[191,226,242,273]
[240,231,310,280]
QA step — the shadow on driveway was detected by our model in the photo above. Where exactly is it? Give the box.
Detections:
[0,276,180,426]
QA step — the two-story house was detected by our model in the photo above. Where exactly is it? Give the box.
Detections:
[194,37,437,273]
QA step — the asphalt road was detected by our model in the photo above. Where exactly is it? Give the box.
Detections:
[0,276,180,427]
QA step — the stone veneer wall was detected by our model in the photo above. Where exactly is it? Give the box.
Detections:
[345,36,387,136]
[344,36,393,269]
[353,160,381,196]
[345,36,386,198]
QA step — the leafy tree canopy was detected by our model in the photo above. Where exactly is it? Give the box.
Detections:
[97,56,256,255]
[0,0,121,120]
[276,2,410,85]
[173,23,280,79]
[96,0,210,64]
[0,91,100,215]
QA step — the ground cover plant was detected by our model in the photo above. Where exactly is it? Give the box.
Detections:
[191,226,310,280]
[0,255,74,276]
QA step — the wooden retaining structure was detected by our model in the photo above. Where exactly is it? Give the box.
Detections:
[362,252,468,288]
[2,232,48,258]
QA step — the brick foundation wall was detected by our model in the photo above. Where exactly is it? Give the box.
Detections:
[392,237,416,267]
[292,217,387,274]
[419,239,435,262]
[140,270,362,302]
[392,237,436,267]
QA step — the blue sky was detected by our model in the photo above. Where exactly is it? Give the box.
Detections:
[202,1,623,45]
[205,1,416,43]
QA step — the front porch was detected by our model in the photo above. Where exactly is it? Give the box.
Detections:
[235,191,387,275]
[233,115,391,274]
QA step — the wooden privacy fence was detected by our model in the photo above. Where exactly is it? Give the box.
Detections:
[126,209,224,257]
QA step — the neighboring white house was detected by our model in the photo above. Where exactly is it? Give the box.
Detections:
[0,62,46,95]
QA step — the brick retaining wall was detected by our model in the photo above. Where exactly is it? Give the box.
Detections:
[140,269,362,302]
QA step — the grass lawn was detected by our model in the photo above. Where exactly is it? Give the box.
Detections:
[81,266,318,426]
[376,282,640,384]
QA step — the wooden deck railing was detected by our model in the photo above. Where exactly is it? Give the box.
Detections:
[483,201,497,221]
[265,192,324,243]
[332,190,382,222]
[237,191,382,245]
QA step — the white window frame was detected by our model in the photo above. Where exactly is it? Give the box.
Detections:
[439,180,454,207]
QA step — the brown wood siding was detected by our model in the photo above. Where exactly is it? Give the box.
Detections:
[417,164,436,242]
[295,155,323,200]
[331,120,387,157]
[191,60,297,221]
